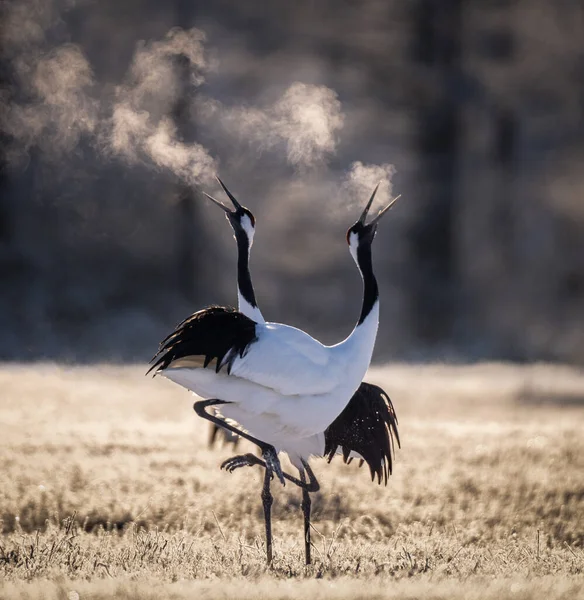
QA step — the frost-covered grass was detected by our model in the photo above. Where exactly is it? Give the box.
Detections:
[0,363,583,599]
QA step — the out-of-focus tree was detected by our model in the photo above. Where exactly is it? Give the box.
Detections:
[456,0,584,361]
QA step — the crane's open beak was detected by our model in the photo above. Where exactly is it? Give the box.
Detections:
[202,176,243,214]
[358,182,401,226]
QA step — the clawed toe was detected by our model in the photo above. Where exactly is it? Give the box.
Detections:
[221,453,258,473]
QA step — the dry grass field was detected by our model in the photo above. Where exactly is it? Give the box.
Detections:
[0,363,583,599]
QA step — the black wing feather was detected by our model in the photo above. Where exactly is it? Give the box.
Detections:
[324,382,400,485]
[147,306,257,375]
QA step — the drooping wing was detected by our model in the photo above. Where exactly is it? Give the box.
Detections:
[228,321,338,396]
[323,381,400,485]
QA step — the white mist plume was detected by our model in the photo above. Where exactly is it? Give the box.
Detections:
[198,82,344,169]
[1,0,55,50]
[1,5,354,192]
[0,3,216,183]
[145,118,215,184]
[107,27,216,186]
[120,27,208,119]
[0,0,97,165]
[1,2,342,183]
[273,83,344,167]
[342,161,397,212]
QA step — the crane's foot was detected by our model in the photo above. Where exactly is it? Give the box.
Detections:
[221,453,262,472]
[262,446,285,487]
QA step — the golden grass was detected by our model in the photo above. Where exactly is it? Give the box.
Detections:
[0,363,583,599]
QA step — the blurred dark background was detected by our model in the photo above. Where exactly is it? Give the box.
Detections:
[1,0,583,364]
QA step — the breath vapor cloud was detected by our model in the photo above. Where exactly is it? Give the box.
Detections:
[198,82,344,169]
[0,4,217,187]
[0,0,97,166]
[342,161,397,213]
[1,2,389,206]
[107,27,217,187]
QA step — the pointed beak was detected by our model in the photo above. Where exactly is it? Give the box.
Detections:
[369,194,401,226]
[358,182,401,226]
[202,176,243,214]
[216,177,243,211]
[202,191,231,213]
[358,183,380,224]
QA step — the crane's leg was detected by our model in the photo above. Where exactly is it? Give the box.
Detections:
[222,454,319,565]
[300,469,312,565]
[261,467,273,564]
[299,460,318,565]
[193,400,284,485]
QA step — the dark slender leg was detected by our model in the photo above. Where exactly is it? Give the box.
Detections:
[222,454,320,565]
[300,470,312,565]
[261,468,273,565]
[194,399,284,485]
[195,399,282,564]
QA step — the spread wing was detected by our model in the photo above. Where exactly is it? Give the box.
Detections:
[149,309,337,397]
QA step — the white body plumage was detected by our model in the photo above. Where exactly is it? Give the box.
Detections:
[161,299,379,468]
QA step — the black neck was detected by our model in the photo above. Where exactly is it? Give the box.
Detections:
[235,230,257,309]
[357,242,379,325]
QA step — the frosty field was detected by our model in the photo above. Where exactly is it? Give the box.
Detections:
[0,363,582,599]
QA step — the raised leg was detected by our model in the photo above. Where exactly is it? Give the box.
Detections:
[261,468,273,565]
[194,399,284,485]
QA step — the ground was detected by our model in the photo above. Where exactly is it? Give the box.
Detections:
[0,363,583,599]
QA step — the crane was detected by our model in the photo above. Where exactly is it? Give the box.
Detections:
[148,182,399,564]
[203,178,400,564]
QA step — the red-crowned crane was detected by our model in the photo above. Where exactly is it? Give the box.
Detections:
[148,183,399,564]
[203,178,400,564]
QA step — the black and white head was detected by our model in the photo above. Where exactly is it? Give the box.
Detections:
[346,183,400,264]
[204,177,256,247]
